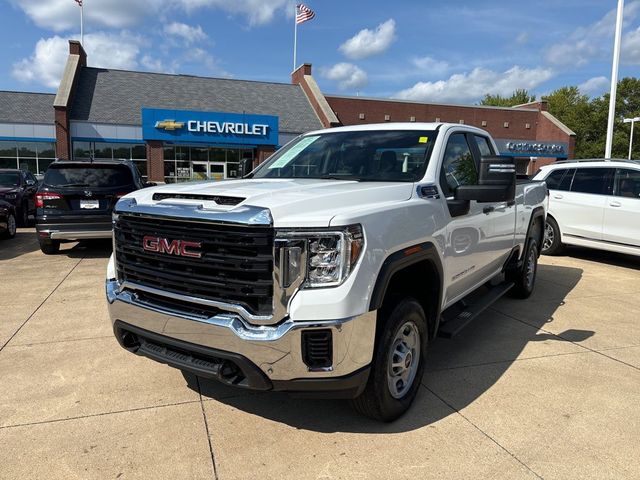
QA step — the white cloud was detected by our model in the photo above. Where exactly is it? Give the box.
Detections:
[164,22,208,44]
[12,32,143,89]
[175,0,292,25]
[339,19,396,60]
[546,2,640,67]
[321,63,368,90]
[395,66,554,104]
[411,56,450,77]
[10,0,160,32]
[578,76,610,97]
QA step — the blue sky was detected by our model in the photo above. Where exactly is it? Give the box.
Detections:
[2,0,640,104]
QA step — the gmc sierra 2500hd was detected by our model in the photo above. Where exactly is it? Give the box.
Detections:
[106,123,547,421]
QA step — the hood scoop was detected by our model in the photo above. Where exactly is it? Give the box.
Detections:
[152,192,245,206]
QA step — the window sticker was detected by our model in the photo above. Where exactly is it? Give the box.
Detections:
[268,136,321,169]
[418,136,429,144]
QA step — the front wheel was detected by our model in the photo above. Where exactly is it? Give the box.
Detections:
[507,239,538,299]
[542,217,564,255]
[351,298,427,422]
[2,212,16,239]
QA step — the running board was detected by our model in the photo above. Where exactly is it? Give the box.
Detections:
[438,281,514,339]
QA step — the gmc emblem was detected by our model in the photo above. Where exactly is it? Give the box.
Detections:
[142,236,203,259]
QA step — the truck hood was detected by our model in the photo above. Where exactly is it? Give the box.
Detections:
[125,178,414,227]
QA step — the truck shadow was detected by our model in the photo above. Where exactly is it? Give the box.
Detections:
[193,264,586,433]
[0,231,40,260]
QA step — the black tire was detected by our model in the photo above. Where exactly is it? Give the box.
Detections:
[351,298,428,422]
[39,238,61,255]
[1,212,16,239]
[17,203,29,227]
[541,216,564,255]
[507,239,539,299]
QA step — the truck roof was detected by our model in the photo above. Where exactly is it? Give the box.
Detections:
[305,122,489,136]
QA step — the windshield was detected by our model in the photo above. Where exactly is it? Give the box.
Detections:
[44,164,134,188]
[0,173,20,187]
[253,130,438,182]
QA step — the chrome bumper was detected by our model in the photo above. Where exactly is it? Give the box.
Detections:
[49,230,113,239]
[106,279,376,382]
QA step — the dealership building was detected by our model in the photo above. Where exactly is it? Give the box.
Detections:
[0,41,575,181]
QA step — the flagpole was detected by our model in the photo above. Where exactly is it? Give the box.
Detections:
[293,6,298,72]
[80,2,84,45]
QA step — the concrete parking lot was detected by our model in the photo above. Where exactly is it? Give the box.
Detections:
[1,229,639,480]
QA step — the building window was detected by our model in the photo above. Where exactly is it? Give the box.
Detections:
[410,116,416,122]
[435,117,441,122]
[384,114,391,121]
[481,120,487,127]
[358,113,365,120]
[459,119,465,124]
[525,123,531,129]
[503,122,510,128]
[0,140,57,174]
[163,145,252,183]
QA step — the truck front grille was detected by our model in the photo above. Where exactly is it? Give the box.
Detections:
[114,214,274,316]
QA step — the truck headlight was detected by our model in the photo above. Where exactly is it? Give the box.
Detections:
[276,225,364,288]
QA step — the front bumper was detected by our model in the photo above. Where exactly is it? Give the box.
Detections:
[106,279,376,398]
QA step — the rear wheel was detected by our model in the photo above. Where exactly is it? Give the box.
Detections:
[2,212,16,239]
[542,217,564,255]
[351,298,427,422]
[507,239,538,299]
[39,238,60,255]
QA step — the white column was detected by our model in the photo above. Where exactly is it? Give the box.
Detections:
[605,0,625,159]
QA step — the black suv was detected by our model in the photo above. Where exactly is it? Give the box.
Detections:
[36,160,152,254]
[0,169,38,226]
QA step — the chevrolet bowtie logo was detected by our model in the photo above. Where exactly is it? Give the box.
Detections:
[155,119,185,131]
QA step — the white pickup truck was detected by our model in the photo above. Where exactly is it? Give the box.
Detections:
[106,123,547,421]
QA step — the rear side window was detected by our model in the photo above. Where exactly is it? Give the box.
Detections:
[570,168,614,195]
[44,164,134,188]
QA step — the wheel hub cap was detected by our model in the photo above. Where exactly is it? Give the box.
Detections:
[387,321,421,399]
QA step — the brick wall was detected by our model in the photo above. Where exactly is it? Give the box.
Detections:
[54,107,70,160]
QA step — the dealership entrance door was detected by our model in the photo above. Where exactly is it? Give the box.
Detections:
[191,161,226,181]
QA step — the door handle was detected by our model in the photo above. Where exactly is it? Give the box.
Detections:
[553,194,563,199]
[610,201,622,207]
[483,206,495,214]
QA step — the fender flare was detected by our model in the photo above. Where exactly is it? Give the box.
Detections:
[522,206,546,260]
[368,242,444,336]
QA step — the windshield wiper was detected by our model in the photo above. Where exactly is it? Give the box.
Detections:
[318,175,362,181]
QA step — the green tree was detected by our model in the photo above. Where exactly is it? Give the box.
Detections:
[479,89,536,107]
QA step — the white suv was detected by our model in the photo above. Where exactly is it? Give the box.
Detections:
[534,159,640,256]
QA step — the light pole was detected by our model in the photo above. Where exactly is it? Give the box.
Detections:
[623,117,640,160]
[605,0,625,159]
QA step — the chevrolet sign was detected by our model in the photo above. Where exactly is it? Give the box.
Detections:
[142,108,279,146]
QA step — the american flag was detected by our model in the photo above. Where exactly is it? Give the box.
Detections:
[74,0,83,6]
[296,4,315,25]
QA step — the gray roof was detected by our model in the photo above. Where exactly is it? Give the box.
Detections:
[70,67,323,133]
[0,91,55,124]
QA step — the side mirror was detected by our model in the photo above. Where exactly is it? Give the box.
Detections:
[455,156,516,203]
[239,157,254,177]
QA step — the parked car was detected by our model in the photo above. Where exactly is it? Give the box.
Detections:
[0,169,38,226]
[106,123,547,421]
[0,199,17,240]
[36,159,152,254]
[533,159,640,257]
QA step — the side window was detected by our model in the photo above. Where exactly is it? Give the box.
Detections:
[615,169,640,199]
[558,168,575,191]
[474,135,494,157]
[544,169,567,190]
[440,134,477,197]
[571,168,614,195]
